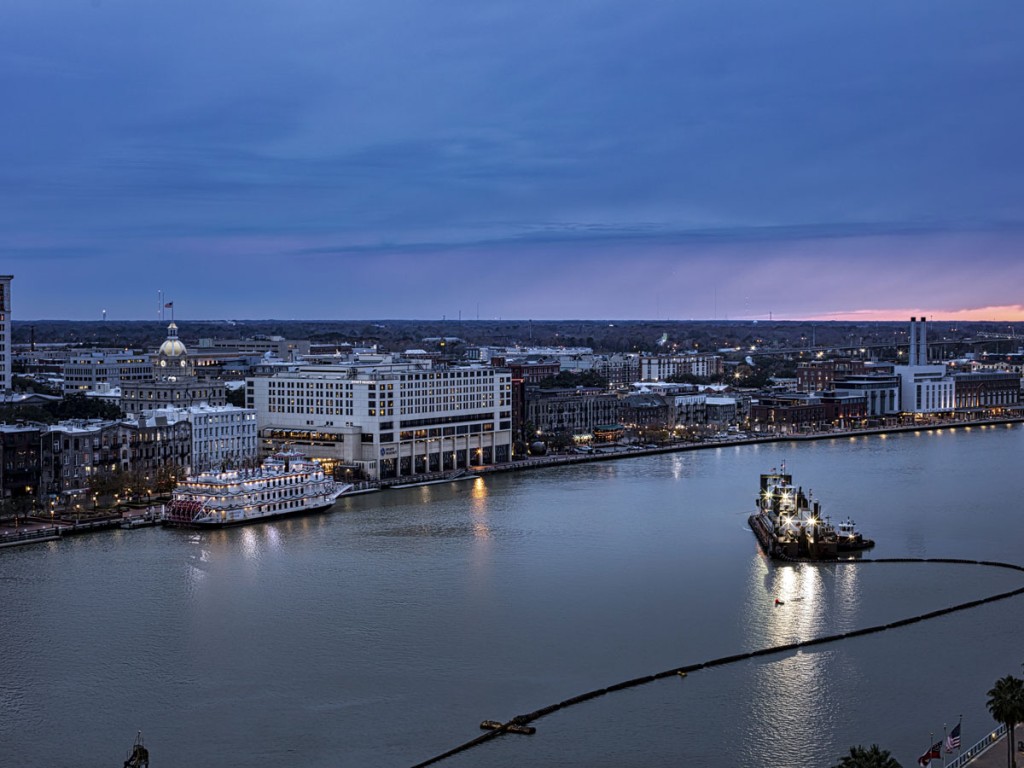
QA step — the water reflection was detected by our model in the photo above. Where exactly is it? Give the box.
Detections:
[3,426,1023,768]
[240,527,260,561]
[470,477,490,540]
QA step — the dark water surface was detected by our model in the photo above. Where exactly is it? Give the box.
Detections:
[3,425,1023,767]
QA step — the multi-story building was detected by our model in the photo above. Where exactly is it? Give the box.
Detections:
[819,392,868,424]
[62,350,151,393]
[196,336,311,361]
[121,322,226,414]
[673,394,707,426]
[0,424,43,502]
[559,353,640,387]
[505,360,561,442]
[893,366,955,415]
[952,371,1021,412]
[248,360,512,481]
[749,394,826,430]
[41,420,120,503]
[0,275,11,392]
[621,393,671,427]
[147,404,258,473]
[832,374,901,418]
[525,386,623,437]
[797,359,869,393]
[704,396,738,426]
[640,353,722,382]
[39,414,191,506]
[971,351,1024,376]
[119,412,193,480]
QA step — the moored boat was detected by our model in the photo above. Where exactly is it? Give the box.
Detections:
[162,452,351,528]
[835,517,875,552]
[748,464,854,560]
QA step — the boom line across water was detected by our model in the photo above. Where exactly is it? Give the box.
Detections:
[408,557,1024,768]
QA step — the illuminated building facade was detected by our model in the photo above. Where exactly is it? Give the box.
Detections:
[121,322,226,413]
[640,353,723,381]
[145,404,259,473]
[62,351,151,393]
[248,361,512,480]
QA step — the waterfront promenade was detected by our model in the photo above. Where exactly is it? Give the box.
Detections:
[469,414,1024,479]
[3,415,1022,547]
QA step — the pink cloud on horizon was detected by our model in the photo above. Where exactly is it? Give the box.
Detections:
[796,305,1024,322]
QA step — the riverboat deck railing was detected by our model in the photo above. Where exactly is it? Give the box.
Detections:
[945,724,1005,768]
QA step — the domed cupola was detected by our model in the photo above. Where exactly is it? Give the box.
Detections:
[159,322,188,357]
[155,321,194,378]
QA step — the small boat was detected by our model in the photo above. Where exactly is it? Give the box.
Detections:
[835,517,875,552]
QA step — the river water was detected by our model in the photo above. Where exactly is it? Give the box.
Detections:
[3,425,1024,767]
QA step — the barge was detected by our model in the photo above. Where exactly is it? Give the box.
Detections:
[748,464,873,560]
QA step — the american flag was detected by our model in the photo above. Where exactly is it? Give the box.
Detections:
[946,722,961,753]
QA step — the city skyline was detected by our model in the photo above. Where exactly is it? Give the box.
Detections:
[3,1,1023,321]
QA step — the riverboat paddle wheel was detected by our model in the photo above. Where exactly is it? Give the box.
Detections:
[163,499,205,526]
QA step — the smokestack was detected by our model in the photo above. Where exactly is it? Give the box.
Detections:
[918,317,927,365]
[909,317,917,365]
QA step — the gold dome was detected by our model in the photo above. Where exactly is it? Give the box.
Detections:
[158,322,188,357]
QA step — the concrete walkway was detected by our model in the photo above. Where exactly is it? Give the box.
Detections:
[965,732,1021,767]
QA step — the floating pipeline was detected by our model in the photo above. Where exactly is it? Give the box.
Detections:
[408,556,1024,768]
[479,720,536,735]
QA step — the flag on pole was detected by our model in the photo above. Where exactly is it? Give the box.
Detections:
[946,722,961,753]
[164,302,174,308]
[917,741,942,767]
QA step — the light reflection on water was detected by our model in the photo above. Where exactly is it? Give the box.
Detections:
[1,426,1024,767]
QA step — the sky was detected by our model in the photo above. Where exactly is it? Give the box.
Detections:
[2,0,1023,321]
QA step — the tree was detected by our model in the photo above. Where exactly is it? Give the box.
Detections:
[537,370,609,389]
[987,674,1024,768]
[832,744,901,768]
[666,372,708,385]
[225,387,246,408]
[47,393,123,422]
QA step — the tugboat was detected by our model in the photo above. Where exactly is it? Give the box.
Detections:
[835,517,875,552]
[748,464,850,560]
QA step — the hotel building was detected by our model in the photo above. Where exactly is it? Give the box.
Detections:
[248,360,512,480]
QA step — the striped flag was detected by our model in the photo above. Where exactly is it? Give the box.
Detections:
[918,741,942,767]
[946,722,961,753]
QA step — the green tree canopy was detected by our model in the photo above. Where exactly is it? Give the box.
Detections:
[832,744,901,768]
[537,370,608,389]
[987,674,1024,768]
